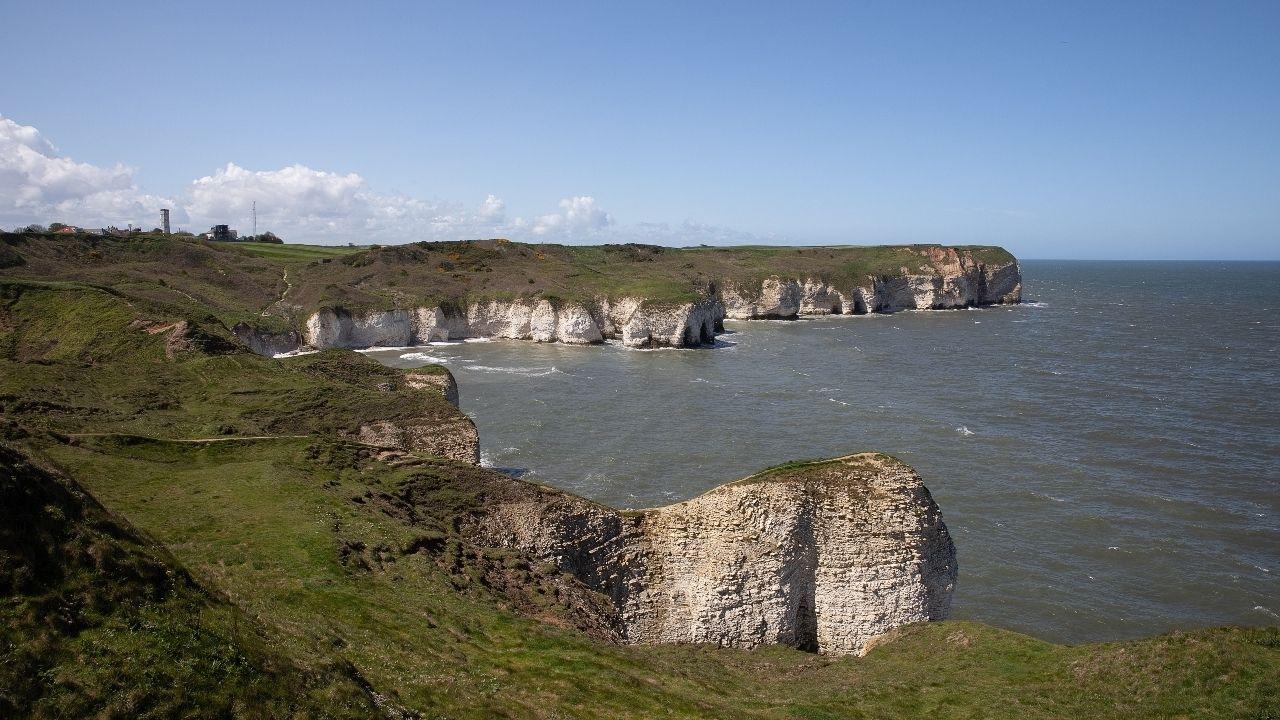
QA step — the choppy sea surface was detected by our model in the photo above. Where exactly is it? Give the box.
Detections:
[365,261,1280,644]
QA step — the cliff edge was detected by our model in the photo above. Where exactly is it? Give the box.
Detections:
[468,453,957,656]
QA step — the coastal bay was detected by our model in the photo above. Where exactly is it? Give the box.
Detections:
[368,260,1280,644]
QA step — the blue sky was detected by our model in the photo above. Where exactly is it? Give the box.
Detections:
[2,1,1277,258]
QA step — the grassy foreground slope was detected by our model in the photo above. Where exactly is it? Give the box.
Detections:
[9,436,1278,719]
[1,248,1277,718]
[0,444,379,719]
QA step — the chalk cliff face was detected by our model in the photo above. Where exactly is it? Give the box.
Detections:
[468,453,956,656]
[231,322,303,357]
[297,296,723,352]
[721,278,865,319]
[598,296,721,348]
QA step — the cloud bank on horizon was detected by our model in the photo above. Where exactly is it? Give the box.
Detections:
[0,114,759,246]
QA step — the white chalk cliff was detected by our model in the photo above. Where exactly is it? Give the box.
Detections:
[721,250,1022,319]
[297,296,722,351]
[468,453,957,656]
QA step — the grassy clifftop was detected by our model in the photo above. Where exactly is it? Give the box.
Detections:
[1,232,1017,325]
[286,240,1015,309]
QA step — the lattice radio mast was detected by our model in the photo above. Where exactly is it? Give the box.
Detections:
[252,201,258,237]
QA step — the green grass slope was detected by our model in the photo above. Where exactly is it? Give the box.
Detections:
[0,443,379,719]
[1,246,1276,719]
[223,241,366,263]
[0,281,458,442]
[16,435,1277,719]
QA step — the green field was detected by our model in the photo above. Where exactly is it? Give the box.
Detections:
[220,241,368,262]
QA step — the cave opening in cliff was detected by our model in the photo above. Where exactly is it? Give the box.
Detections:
[795,593,819,653]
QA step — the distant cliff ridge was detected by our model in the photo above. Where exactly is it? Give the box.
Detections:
[721,247,1022,319]
[0,233,1018,351]
[253,244,1021,352]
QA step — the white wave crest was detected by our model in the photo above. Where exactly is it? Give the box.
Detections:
[272,349,320,359]
[955,426,975,436]
[468,365,561,377]
[400,352,450,363]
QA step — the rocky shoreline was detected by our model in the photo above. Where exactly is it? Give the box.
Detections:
[239,252,1021,354]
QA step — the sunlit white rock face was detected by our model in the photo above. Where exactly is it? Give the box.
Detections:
[722,278,851,319]
[297,296,721,350]
[605,297,721,348]
[468,453,957,657]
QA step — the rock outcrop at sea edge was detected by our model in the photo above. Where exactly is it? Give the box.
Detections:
[721,248,1022,319]
[348,367,479,465]
[405,368,459,406]
[466,453,957,657]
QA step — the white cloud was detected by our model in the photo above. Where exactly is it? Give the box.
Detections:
[0,114,763,245]
[184,165,621,244]
[525,195,613,237]
[478,193,505,222]
[0,114,176,228]
[186,163,444,240]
